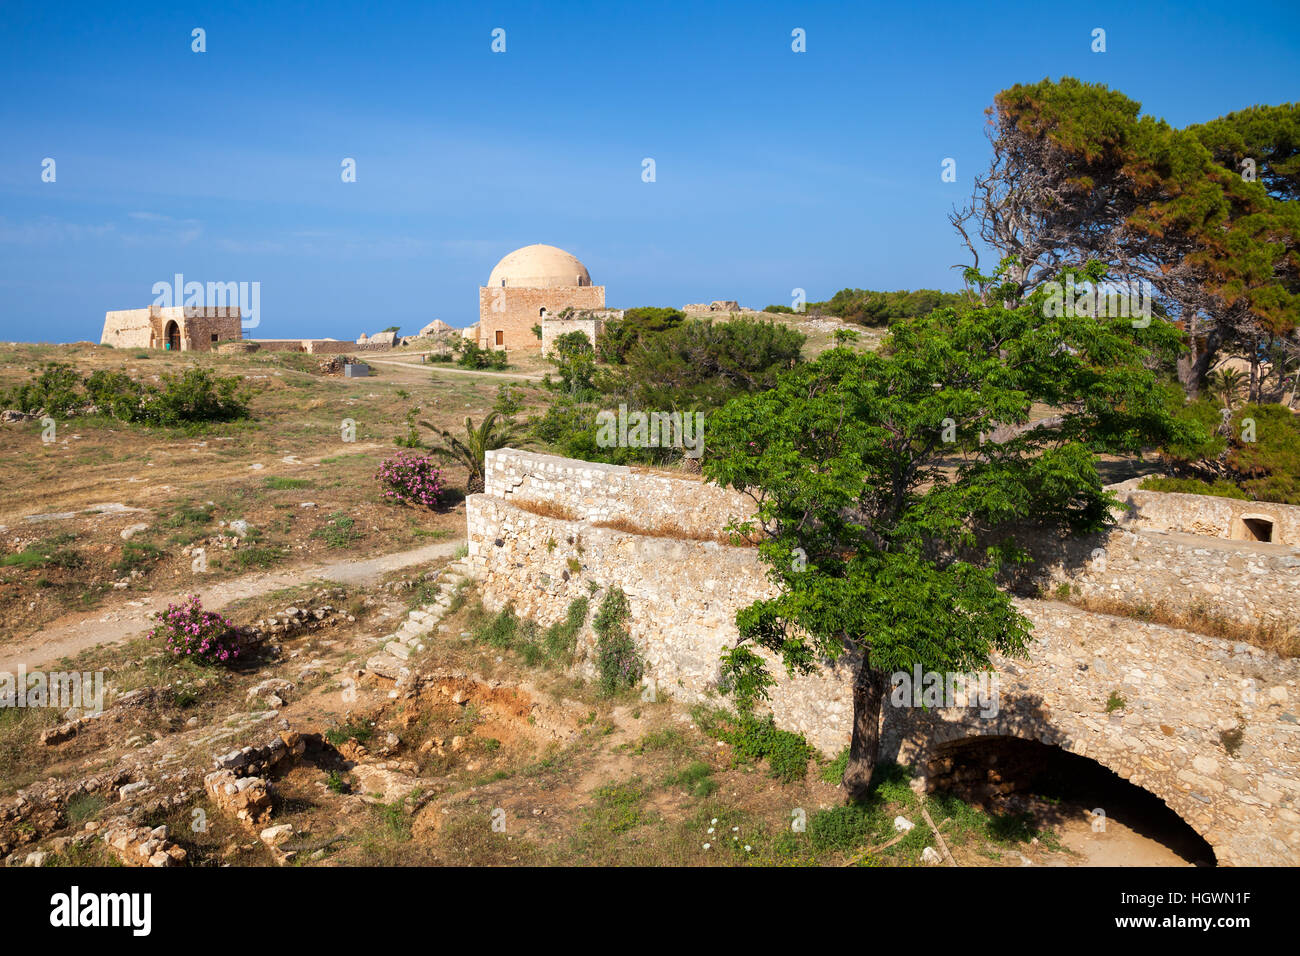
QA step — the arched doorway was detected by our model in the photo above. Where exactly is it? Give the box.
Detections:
[164,320,181,351]
[928,735,1216,866]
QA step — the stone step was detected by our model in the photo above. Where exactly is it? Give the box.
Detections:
[365,654,408,680]
[384,641,411,660]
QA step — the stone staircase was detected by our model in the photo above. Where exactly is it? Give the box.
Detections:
[364,555,475,687]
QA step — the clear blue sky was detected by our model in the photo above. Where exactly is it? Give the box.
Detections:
[1,0,1297,343]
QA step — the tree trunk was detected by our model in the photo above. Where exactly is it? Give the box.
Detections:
[1176,325,1222,397]
[841,664,888,802]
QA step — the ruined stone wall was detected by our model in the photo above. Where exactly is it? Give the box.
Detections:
[540,316,600,356]
[244,340,395,354]
[539,310,624,355]
[1115,488,1300,546]
[308,340,394,355]
[484,449,755,539]
[478,285,605,352]
[467,448,1300,865]
[466,493,855,751]
[1027,527,1300,638]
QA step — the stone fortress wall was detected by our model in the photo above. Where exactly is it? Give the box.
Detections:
[466,448,1300,865]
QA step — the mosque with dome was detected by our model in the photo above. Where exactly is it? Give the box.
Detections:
[476,243,621,354]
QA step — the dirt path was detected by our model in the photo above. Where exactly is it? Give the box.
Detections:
[1055,814,1198,867]
[365,354,544,383]
[0,539,465,672]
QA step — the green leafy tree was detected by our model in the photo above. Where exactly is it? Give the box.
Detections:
[546,330,599,398]
[703,272,1191,799]
[420,411,521,493]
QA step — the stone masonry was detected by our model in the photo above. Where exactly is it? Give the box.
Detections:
[467,448,1300,866]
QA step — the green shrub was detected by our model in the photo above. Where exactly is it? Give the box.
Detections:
[1139,476,1249,498]
[4,363,83,415]
[820,746,850,784]
[476,603,520,649]
[325,720,373,746]
[455,341,509,370]
[84,369,145,418]
[140,368,251,426]
[807,804,878,852]
[543,597,588,664]
[592,588,642,696]
[696,706,814,783]
[1157,398,1300,505]
[729,713,813,783]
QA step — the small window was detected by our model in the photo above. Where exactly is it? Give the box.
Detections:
[1243,517,1274,542]
[495,330,504,346]
[211,333,219,343]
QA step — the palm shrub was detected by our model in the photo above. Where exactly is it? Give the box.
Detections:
[420,411,521,493]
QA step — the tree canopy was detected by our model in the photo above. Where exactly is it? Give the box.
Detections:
[953,77,1299,398]
[703,270,1192,798]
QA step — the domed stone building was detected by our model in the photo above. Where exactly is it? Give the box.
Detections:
[478,244,607,352]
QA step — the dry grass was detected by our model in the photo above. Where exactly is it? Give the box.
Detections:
[0,342,529,642]
[1058,591,1299,657]
[592,515,760,547]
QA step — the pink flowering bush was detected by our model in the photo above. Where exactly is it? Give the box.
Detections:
[376,451,444,508]
[149,594,240,665]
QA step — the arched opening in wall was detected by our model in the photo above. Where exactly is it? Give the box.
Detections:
[164,320,181,351]
[929,736,1216,866]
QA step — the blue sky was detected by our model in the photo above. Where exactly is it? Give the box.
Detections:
[1,0,1297,343]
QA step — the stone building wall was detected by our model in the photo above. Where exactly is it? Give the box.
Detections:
[101,307,242,351]
[1115,488,1300,545]
[466,448,1300,866]
[100,309,156,349]
[540,310,625,356]
[478,285,605,352]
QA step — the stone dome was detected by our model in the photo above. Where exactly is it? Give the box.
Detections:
[487,244,592,289]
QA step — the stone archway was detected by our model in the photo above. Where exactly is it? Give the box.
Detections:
[925,734,1217,865]
[164,319,181,351]
[883,694,1229,863]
